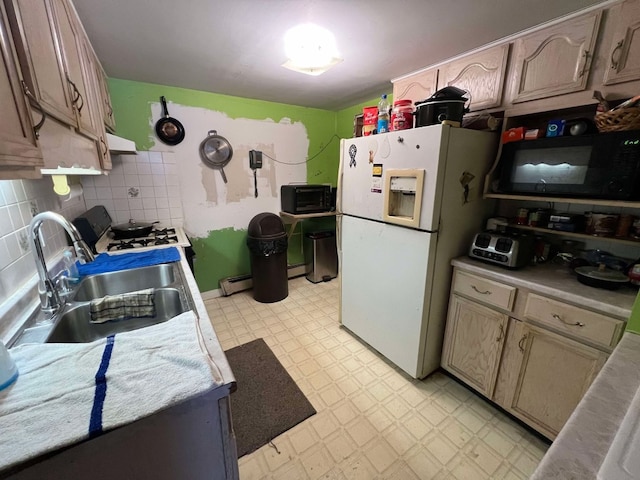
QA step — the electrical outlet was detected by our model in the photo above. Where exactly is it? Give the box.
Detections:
[249,150,262,169]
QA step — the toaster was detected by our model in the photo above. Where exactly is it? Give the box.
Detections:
[469,232,534,269]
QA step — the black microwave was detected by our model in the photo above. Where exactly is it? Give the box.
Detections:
[497,129,640,200]
[281,184,333,214]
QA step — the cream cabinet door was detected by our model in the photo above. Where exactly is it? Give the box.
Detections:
[0,1,42,177]
[441,295,507,398]
[51,0,99,140]
[604,0,640,86]
[4,0,76,126]
[506,322,607,439]
[78,38,110,169]
[438,44,509,111]
[95,59,115,132]
[392,67,438,104]
[510,11,601,103]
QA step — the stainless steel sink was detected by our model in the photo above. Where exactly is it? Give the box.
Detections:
[9,262,195,347]
[46,288,187,343]
[72,264,176,302]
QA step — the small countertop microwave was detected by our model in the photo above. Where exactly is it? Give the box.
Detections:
[497,129,640,200]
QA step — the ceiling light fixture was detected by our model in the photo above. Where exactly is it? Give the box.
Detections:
[282,23,342,76]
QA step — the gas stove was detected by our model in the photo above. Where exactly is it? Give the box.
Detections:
[96,225,191,253]
[73,205,196,273]
[73,205,191,254]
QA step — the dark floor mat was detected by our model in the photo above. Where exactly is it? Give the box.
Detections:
[224,338,316,457]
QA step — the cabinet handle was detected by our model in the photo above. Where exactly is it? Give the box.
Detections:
[471,285,491,295]
[100,136,107,158]
[67,76,84,113]
[610,40,624,70]
[21,81,46,139]
[496,323,505,343]
[76,91,84,114]
[579,50,590,78]
[67,75,80,103]
[552,313,585,327]
[518,333,529,353]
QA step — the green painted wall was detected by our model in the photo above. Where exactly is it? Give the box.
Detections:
[108,78,345,291]
[627,290,640,334]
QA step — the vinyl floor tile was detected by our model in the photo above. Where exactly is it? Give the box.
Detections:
[205,277,548,479]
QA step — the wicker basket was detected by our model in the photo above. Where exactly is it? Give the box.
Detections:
[594,107,640,132]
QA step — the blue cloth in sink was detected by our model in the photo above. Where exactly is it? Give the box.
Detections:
[77,247,181,277]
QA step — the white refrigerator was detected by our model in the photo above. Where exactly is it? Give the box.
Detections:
[337,124,497,379]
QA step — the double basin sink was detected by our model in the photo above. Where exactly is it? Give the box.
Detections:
[15,263,193,345]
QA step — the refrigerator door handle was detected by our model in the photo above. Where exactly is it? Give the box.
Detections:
[342,213,439,234]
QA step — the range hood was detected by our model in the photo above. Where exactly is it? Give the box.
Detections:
[106,132,137,154]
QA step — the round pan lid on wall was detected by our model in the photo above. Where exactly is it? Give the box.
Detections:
[199,130,233,183]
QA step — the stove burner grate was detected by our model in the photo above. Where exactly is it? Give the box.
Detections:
[107,235,179,250]
[108,239,149,250]
[153,235,178,245]
[152,228,176,236]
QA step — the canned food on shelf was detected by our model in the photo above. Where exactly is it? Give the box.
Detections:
[586,213,619,236]
[615,214,635,237]
[515,208,529,225]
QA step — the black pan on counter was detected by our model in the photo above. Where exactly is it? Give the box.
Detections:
[574,265,629,290]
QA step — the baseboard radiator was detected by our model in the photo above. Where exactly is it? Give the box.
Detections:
[219,263,306,296]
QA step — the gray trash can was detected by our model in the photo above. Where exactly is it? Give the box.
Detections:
[247,213,288,303]
[304,231,338,283]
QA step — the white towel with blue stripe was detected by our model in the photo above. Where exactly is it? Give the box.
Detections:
[0,311,220,472]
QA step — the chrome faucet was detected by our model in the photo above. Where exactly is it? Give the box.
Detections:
[29,211,95,312]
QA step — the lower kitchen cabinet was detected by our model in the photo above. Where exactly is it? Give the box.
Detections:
[441,264,625,440]
[499,320,608,439]
[442,295,507,398]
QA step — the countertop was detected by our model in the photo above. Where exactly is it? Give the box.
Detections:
[451,257,638,320]
[176,248,235,388]
[531,331,640,479]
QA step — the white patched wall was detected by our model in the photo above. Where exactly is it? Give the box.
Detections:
[147,103,308,237]
[82,102,309,238]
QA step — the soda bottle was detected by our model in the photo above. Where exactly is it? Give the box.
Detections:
[377,94,389,134]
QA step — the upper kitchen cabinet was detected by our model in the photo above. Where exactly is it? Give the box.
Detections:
[3,0,76,126]
[51,0,101,140]
[3,0,111,172]
[392,67,438,104]
[603,0,640,86]
[438,44,510,111]
[95,60,115,132]
[509,11,601,104]
[0,1,43,179]
[78,38,110,169]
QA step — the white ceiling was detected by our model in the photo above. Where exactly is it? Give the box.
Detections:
[72,0,609,110]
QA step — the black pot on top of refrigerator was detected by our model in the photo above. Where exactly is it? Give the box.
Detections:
[414,86,470,127]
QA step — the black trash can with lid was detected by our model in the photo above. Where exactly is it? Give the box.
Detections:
[246,213,288,303]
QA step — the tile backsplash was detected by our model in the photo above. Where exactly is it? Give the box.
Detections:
[81,151,184,227]
[0,178,86,309]
[0,150,184,331]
